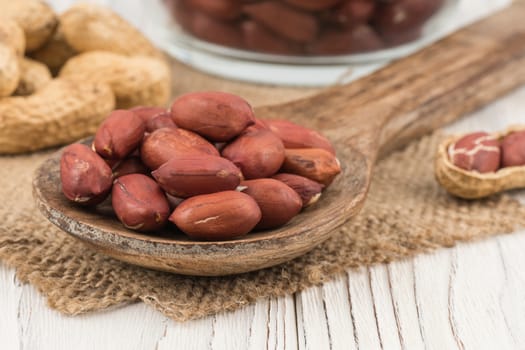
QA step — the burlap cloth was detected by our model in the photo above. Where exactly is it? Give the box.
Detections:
[1,61,525,322]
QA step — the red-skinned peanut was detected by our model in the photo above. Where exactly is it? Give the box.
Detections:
[94,110,145,159]
[60,143,113,206]
[112,174,170,232]
[449,132,500,173]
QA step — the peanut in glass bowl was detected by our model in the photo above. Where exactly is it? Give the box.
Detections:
[162,0,452,61]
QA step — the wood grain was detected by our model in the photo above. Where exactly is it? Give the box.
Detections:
[3,230,525,350]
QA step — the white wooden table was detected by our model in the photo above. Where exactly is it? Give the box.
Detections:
[3,1,525,349]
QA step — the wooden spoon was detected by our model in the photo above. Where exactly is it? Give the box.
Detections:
[34,2,525,276]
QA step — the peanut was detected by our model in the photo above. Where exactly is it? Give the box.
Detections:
[14,57,52,96]
[241,179,303,230]
[57,92,342,240]
[272,173,324,207]
[130,106,168,123]
[112,157,149,179]
[0,19,26,56]
[112,174,170,232]
[171,92,256,142]
[448,132,500,173]
[145,113,177,133]
[241,21,297,55]
[0,45,20,97]
[281,148,342,186]
[59,51,171,109]
[189,12,243,48]
[221,129,285,179]
[60,3,163,59]
[152,154,242,198]
[309,25,384,55]
[0,78,115,154]
[373,0,444,37]
[243,2,319,44]
[0,0,57,52]
[29,27,76,75]
[285,0,342,11]
[329,0,376,26]
[435,127,525,199]
[60,143,113,206]
[94,110,146,159]
[186,0,243,20]
[264,119,336,154]
[140,128,219,170]
[170,191,262,240]
[501,130,525,167]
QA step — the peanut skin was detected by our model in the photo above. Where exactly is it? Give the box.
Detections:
[264,119,336,154]
[140,128,219,170]
[152,154,243,198]
[281,148,342,186]
[241,178,302,230]
[130,106,168,123]
[285,0,341,11]
[243,2,319,44]
[94,110,146,160]
[501,130,525,167]
[170,191,262,240]
[171,92,256,142]
[186,0,242,20]
[112,156,149,178]
[272,173,324,207]
[221,129,285,179]
[145,114,177,133]
[60,143,113,206]
[449,132,500,173]
[112,174,170,232]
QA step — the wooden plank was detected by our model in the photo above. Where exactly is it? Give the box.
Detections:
[411,251,460,350]
[295,286,331,350]
[0,266,22,350]
[368,266,402,350]
[347,268,383,350]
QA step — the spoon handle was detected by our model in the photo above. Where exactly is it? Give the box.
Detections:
[265,1,525,161]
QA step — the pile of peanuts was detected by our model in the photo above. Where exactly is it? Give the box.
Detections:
[166,0,445,55]
[60,92,341,240]
[449,130,525,173]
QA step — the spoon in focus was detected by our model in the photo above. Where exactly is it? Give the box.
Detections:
[34,2,525,275]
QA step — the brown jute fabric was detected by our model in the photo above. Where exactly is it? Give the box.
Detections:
[1,61,525,322]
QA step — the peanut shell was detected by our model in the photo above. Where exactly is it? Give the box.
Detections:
[0,19,26,56]
[0,78,115,154]
[435,126,525,199]
[60,51,171,109]
[14,57,52,96]
[0,0,57,52]
[0,45,20,97]
[60,3,163,59]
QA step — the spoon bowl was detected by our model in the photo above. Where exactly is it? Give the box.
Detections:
[33,3,525,275]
